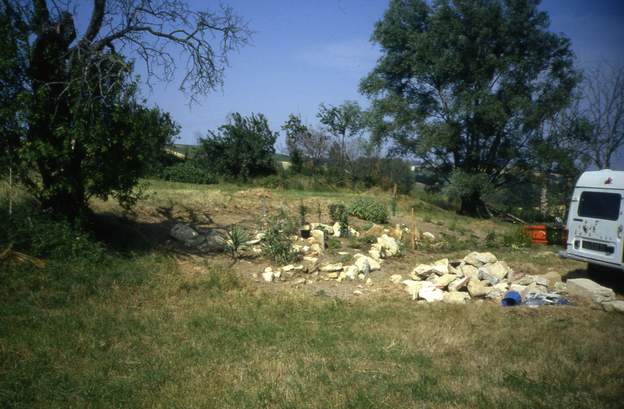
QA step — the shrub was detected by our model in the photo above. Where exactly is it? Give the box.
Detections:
[160,159,216,185]
[261,214,298,264]
[502,226,532,248]
[349,197,388,224]
[328,203,349,235]
[224,225,249,260]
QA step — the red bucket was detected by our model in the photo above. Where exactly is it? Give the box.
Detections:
[524,225,548,245]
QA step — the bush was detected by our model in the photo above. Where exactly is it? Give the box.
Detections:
[348,197,388,224]
[199,112,277,180]
[159,159,216,185]
[261,213,298,264]
[329,203,348,236]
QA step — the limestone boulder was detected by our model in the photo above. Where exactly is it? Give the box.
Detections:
[463,251,497,267]
[443,291,471,304]
[567,278,616,304]
[448,276,470,292]
[467,280,488,297]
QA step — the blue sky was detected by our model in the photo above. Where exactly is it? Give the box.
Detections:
[125,0,624,148]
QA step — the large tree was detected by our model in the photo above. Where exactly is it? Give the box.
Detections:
[361,0,579,216]
[0,0,249,219]
[200,113,276,180]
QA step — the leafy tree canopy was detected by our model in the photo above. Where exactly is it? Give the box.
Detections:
[199,113,277,180]
[361,0,579,216]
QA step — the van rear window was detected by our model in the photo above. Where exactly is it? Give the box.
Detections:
[578,191,621,220]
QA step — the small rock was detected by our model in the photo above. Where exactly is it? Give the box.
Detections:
[448,276,470,292]
[366,278,373,286]
[478,267,500,285]
[321,263,343,272]
[341,265,359,281]
[459,264,479,280]
[402,280,424,300]
[282,264,295,272]
[273,270,282,280]
[463,251,497,267]
[170,223,204,246]
[358,273,366,281]
[261,271,274,282]
[602,300,624,313]
[482,262,511,281]
[422,232,436,241]
[567,278,616,304]
[311,230,325,250]
[467,280,488,297]
[303,256,318,263]
[353,290,364,296]
[390,274,403,284]
[510,284,529,297]
[354,254,381,272]
[368,247,382,260]
[433,274,458,289]
[419,284,444,302]
[443,291,471,304]
[293,277,306,285]
[327,272,339,279]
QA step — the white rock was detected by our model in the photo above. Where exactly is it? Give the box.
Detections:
[448,276,470,292]
[390,274,403,284]
[353,290,363,296]
[419,285,444,302]
[433,274,458,289]
[320,263,343,272]
[311,230,325,250]
[481,262,511,281]
[282,264,295,272]
[567,278,616,304]
[422,232,436,241]
[293,277,306,285]
[602,300,624,313]
[354,254,381,272]
[553,281,567,294]
[402,279,424,300]
[467,280,488,297]
[368,247,382,260]
[261,271,274,282]
[264,266,273,274]
[412,264,434,278]
[463,251,497,267]
[342,265,359,281]
[459,264,479,280]
[510,284,528,297]
[478,267,500,285]
[303,256,318,263]
[443,291,471,304]
[327,272,339,279]
[366,278,373,286]
[358,273,366,281]
[376,234,400,257]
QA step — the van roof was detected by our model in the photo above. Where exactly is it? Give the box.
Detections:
[576,169,624,190]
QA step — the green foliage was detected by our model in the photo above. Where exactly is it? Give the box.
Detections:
[261,220,297,265]
[200,113,277,180]
[502,226,533,248]
[179,265,242,295]
[0,201,104,263]
[361,0,580,215]
[298,200,308,226]
[329,203,349,236]
[327,237,341,250]
[485,231,498,248]
[159,159,216,185]
[224,225,249,260]
[349,197,389,224]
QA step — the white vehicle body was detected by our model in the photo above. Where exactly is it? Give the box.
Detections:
[561,169,624,271]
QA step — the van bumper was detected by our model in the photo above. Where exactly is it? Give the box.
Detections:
[558,249,624,271]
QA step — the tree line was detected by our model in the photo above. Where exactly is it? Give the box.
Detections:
[1,0,622,221]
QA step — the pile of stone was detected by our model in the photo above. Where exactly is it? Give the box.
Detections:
[401,251,567,304]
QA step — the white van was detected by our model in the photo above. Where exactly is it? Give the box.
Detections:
[560,169,624,271]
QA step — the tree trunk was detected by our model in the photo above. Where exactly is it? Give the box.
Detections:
[459,192,489,218]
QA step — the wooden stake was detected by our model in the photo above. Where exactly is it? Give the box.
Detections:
[8,166,12,217]
[411,207,416,250]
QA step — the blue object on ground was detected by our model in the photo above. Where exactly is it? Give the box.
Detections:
[501,290,522,306]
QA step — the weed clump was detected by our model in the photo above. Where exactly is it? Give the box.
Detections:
[224,225,249,260]
[349,197,388,224]
[261,213,298,264]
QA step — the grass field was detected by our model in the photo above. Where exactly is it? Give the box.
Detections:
[1,180,624,408]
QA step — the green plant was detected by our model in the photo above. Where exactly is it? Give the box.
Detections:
[502,226,533,248]
[298,200,308,226]
[160,159,216,185]
[224,225,249,260]
[329,203,349,236]
[485,231,498,248]
[327,237,341,250]
[262,216,298,264]
[349,197,388,224]
[390,197,397,216]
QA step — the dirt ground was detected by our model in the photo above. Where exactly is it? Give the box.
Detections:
[91,181,624,303]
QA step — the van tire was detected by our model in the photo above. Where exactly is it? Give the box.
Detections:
[587,263,615,276]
